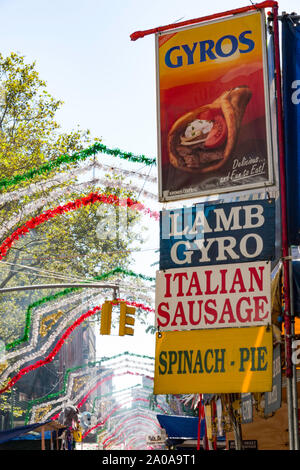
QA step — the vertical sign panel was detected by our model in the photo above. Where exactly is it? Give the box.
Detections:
[282,17,300,246]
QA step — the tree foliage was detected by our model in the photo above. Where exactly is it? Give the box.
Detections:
[0,53,145,346]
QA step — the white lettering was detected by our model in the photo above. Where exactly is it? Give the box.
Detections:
[215,236,239,261]
[239,233,263,258]
[291,80,300,105]
[170,241,193,264]
[243,204,264,228]
[214,207,242,232]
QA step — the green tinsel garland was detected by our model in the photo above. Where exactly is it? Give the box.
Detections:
[6,267,155,351]
[0,142,156,191]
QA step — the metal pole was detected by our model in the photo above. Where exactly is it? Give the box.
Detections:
[272,4,295,449]
[289,247,299,449]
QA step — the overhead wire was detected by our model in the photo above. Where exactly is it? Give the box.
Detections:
[0,260,96,284]
[0,261,155,295]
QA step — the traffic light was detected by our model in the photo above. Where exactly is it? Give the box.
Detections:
[100,301,112,335]
[119,301,135,336]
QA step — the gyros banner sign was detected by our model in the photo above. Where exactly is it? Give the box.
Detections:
[160,199,275,270]
[155,262,271,331]
[156,10,273,201]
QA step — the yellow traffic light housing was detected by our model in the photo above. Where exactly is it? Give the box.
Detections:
[100,301,112,335]
[119,301,135,336]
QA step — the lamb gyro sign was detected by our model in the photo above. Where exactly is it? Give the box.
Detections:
[160,199,275,270]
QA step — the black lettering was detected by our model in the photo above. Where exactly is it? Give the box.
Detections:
[257,346,268,371]
[183,350,193,374]
[158,351,167,375]
[168,351,177,374]
[239,347,250,371]
[204,349,214,373]
[193,350,204,373]
[215,348,226,372]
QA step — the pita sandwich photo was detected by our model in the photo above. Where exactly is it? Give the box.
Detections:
[168,86,252,173]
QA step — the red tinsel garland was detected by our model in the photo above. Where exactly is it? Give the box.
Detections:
[0,192,159,260]
[0,300,154,395]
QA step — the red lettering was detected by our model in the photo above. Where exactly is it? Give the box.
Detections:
[205,270,219,295]
[236,297,252,322]
[186,271,203,296]
[219,298,236,323]
[229,268,246,293]
[204,299,217,324]
[253,295,269,321]
[164,273,172,297]
[219,269,228,293]
[188,300,203,325]
[173,272,188,297]
[157,302,170,327]
[249,266,264,292]
[171,301,188,326]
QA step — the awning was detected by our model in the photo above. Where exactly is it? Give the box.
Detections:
[156,414,205,439]
[0,420,65,444]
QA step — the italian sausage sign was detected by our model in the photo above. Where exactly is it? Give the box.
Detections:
[155,261,271,331]
[156,10,273,201]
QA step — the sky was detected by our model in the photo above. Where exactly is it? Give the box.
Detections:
[0,0,299,376]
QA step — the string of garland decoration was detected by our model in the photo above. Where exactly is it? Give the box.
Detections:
[1,292,103,384]
[1,174,157,240]
[91,384,157,412]
[45,370,154,424]
[81,398,160,440]
[6,267,155,352]
[91,394,170,426]
[80,407,161,446]
[93,175,157,201]
[89,414,160,446]
[103,416,160,446]
[0,299,154,394]
[0,142,156,191]
[92,161,157,185]
[0,304,103,395]
[26,351,154,416]
[27,365,155,424]
[0,191,159,261]
[100,412,161,447]
[0,172,73,207]
[0,159,157,214]
[77,372,154,411]
[0,176,102,239]
[91,384,143,411]
[88,415,160,448]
